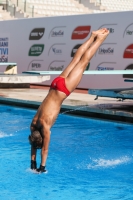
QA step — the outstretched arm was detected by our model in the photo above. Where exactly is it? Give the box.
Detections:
[37,125,51,172]
[30,123,37,169]
[30,146,37,169]
[41,127,50,166]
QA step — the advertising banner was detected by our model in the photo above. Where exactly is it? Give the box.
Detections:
[0,11,133,89]
[0,34,9,63]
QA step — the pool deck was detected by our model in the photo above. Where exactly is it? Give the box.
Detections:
[0,85,133,123]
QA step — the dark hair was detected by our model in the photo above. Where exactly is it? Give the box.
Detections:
[28,130,43,149]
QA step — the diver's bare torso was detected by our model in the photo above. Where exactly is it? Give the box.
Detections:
[31,89,67,131]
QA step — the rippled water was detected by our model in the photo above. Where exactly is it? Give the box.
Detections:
[0,105,133,200]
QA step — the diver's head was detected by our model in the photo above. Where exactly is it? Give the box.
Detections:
[28,130,43,149]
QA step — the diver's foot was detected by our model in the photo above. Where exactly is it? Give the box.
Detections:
[91,28,107,41]
[97,28,109,42]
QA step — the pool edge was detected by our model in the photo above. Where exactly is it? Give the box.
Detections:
[0,96,133,124]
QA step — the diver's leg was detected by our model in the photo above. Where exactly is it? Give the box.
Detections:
[60,29,105,78]
[65,29,109,92]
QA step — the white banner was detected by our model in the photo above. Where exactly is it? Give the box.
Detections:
[0,11,133,89]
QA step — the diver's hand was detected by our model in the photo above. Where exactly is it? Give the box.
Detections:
[36,164,47,173]
[31,160,37,170]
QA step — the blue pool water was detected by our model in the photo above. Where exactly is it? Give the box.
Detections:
[0,105,133,200]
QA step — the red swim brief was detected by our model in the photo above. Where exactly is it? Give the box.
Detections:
[50,76,70,96]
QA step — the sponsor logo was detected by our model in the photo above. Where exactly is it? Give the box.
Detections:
[123,23,133,37]
[48,44,65,56]
[0,37,9,62]
[98,47,114,54]
[107,28,114,33]
[71,44,82,57]
[49,65,64,71]
[126,30,133,35]
[96,66,114,70]
[49,26,66,38]
[123,64,133,78]
[51,30,64,37]
[29,28,45,40]
[96,62,116,71]
[52,47,62,54]
[123,44,133,58]
[71,26,91,39]
[28,44,44,56]
[28,60,43,70]
[31,63,41,69]
[48,61,65,71]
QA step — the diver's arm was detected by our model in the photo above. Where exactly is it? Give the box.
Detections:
[30,122,37,169]
[31,146,37,161]
[30,146,37,169]
[36,126,50,173]
[41,126,51,167]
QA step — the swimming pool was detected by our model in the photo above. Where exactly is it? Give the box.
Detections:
[0,105,133,200]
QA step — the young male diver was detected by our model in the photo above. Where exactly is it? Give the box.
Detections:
[29,28,109,173]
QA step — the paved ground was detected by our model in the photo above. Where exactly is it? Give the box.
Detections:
[0,84,133,123]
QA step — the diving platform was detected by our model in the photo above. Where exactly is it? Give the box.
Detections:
[0,64,50,87]
[89,77,133,100]
[23,70,133,75]
[88,88,133,100]
[0,73,50,83]
[23,70,133,99]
